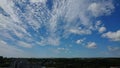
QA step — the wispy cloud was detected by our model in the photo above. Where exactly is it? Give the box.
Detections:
[108,46,120,52]
[0,0,115,47]
[107,46,120,56]
[54,47,70,54]
[30,0,47,3]
[17,41,32,48]
[0,40,26,57]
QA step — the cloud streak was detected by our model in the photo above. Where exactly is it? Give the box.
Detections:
[0,40,26,57]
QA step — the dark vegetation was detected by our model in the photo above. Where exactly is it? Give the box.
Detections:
[0,56,120,68]
[0,56,11,67]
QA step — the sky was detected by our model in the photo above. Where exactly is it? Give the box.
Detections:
[0,0,120,58]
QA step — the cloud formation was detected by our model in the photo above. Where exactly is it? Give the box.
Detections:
[0,0,117,57]
[88,0,114,17]
[30,0,47,3]
[99,27,106,33]
[0,0,115,47]
[76,38,86,45]
[17,41,32,48]
[102,30,120,41]
[87,42,97,49]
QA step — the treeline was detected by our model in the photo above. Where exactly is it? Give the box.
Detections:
[0,56,120,68]
[28,58,120,68]
[0,56,11,67]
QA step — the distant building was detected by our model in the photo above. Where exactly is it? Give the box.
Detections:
[11,59,29,68]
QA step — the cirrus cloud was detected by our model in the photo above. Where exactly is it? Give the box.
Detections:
[0,0,115,47]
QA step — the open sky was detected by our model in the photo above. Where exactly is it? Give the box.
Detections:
[0,0,120,58]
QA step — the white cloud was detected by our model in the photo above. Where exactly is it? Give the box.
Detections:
[0,10,31,38]
[99,26,106,33]
[102,30,120,41]
[76,38,86,44]
[0,40,26,57]
[37,37,60,46]
[94,20,107,33]
[87,42,97,49]
[47,37,60,46]
[17,41,32,48]
[88,1,114,17]
[51,0,92,36]
[69,28,91,35]
[0,0,20,22]
[30,0,47,3]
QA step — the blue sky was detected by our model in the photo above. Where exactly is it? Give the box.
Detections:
[0,0,120,58]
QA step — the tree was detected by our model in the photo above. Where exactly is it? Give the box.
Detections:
[0,56,3,59]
